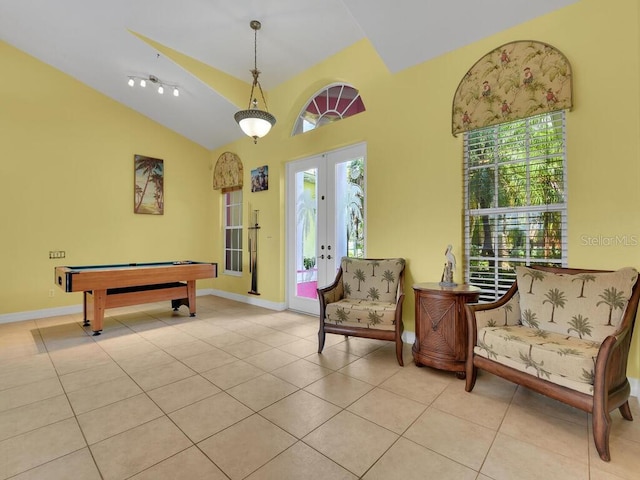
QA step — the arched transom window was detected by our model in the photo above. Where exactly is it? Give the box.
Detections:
[293,84,365,135]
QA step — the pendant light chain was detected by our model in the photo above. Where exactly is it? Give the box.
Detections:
[250,23,269,112]
[234,19,276,143]
[253,26,258,72]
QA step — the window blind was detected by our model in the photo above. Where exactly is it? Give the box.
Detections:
[224,189,243,274]
[464,111,567,302]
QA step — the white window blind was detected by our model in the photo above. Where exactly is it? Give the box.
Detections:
[224,189,243,274]
[464,111,568,302]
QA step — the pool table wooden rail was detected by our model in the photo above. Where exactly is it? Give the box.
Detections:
[56,262,216,292]
[54,262,217,335]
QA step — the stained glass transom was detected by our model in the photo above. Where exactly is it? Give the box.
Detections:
[293,84,365,135]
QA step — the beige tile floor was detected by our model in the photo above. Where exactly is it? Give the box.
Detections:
[1,295,639,479]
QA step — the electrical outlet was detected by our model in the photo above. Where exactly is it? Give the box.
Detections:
[49,251,66,259]
[48,289,55,297]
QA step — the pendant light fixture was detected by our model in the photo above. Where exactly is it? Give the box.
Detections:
[234,20,276,143]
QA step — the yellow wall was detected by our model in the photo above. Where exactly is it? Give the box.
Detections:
[2,0,639,377]
[205,0,640,377]
[0,42,215,313]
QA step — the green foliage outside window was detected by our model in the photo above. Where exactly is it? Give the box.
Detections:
[345,159,365,258]
[466,111,567,300]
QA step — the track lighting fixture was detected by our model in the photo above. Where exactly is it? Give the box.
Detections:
[127,74,179,97]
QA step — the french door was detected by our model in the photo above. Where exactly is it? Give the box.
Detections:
[286,143,366,315]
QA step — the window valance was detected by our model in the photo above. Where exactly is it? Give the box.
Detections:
[452,40,572,136]
[212,151,243,191]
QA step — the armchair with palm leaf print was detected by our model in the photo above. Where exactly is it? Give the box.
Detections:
[317,257,406,366]
[465,265,640,462]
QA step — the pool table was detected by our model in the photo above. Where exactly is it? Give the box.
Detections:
[55,261,217,335]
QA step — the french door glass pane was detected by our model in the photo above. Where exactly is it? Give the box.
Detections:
[295,169,318,299]
[336,158,364,259]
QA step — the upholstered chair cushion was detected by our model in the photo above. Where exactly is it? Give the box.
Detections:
[324,299,398,331]
[475,325,600,395]
[341,257,405,303]
[515,266,638,341]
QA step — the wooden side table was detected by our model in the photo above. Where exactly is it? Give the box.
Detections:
[412,282,480,378]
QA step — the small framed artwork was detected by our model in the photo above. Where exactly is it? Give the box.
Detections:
[134,154,164,214]
[251,165,268,192]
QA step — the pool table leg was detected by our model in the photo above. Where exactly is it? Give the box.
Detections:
[82,292,90,327]
[85,289,105,335]
[187,280,196,317]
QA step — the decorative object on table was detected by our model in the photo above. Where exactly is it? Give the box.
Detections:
[251,165,269,192]
[134,154,164,215]
[234,20,276,143]
[212,151,243,190]
[439,244,457,286]
[248,209,261,295]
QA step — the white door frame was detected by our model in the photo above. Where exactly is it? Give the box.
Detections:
[285,142,366,314]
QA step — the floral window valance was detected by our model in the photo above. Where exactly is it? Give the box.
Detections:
[452,40,572,136]
[212,151,243,191]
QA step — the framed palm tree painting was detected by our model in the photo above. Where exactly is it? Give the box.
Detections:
[134,154,164,215]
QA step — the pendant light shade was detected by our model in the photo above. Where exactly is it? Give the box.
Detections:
[235,20,276,143]
[234,103,276,140]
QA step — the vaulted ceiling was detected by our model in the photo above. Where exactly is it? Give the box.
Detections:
[0,0,578,150]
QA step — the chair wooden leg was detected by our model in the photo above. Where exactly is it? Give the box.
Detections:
[592,406,612,461]
[395,337,404,366]
[465,361,477,392]
[318,323,326,354]
[619,401,633,421]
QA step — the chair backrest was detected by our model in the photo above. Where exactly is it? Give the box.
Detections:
[340,257,405,302]
[515,266,639,341]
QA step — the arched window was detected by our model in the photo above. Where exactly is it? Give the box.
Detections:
[292,84,365,135]
[454,41,572,301]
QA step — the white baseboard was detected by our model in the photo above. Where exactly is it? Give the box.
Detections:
[630,377,640,399]
[402,330,416,345]
[0,304,84,325]
[205,288,287,311]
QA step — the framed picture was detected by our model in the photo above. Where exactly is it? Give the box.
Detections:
[251,165,268,192]
[134,154,164,214]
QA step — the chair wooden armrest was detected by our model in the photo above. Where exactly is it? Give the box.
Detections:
[317,267,344,317]
[465,281,519,388]
[466,281,518,328]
